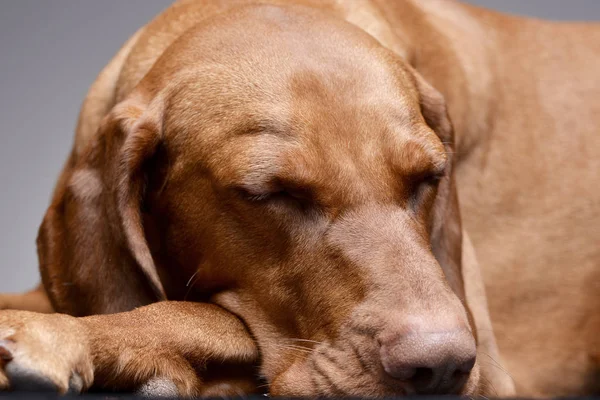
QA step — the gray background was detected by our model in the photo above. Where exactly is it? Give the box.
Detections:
[1,1,599,293]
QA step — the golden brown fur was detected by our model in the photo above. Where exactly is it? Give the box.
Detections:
[0,0,598,397]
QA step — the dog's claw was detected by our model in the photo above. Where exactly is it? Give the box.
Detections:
[68,372,84,394]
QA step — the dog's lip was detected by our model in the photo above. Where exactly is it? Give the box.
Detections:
[210,292,480,396]
[268,356,318,396]
[268,336,481,397]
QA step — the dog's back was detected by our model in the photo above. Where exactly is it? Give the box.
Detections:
[428,3,600,394]
[457,16,600,396]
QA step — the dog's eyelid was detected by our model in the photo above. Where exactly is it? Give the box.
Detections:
[274,179,315,201]
[233,184,274,202]
[425,170,445,183]
[404,166,444,186]
[404,167,443,213]
[233,180,316,208]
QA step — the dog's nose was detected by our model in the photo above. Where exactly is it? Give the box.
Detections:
[379,327,476,394]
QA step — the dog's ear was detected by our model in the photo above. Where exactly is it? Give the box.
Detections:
[411,70,466,301]
[37,92,167,315]
[462,231,517,396]
[411,72,517,396]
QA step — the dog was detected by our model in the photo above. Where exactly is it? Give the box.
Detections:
[1,0,598,397]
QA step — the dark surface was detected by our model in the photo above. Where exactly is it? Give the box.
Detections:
[1,396,600,400]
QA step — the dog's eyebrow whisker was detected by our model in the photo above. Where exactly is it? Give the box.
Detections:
[183,270,202,301]
[185,270,200,287]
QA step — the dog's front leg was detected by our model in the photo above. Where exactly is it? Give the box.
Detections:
[0,301,259,397]
[0,284,53,313]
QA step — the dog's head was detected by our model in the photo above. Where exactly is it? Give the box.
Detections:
[39,5,483,396]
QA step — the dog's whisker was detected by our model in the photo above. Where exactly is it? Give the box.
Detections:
[283,338,326,346]
[476,329,521,347]
[275,341,316,352]
[276,342,313,350]
[270,344,313,355]
[478,373,499,397]
[287,346,313,354]
[255,383,271,390]
[478,351,515,384]
[478,360,515,385]
[279,344,314,354]
[185,270,200,287]
[182,270,202,301]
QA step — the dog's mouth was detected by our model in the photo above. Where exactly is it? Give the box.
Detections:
[210,291,479,396]
[263,334,481,397]
[266,340,407,397]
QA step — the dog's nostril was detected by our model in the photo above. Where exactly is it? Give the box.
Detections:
[412,367,434,388]
[385,366,416,381]
[454,369,467,379]
[459,356,477,373]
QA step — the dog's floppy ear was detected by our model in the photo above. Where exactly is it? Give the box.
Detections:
[411,72,516,396]
[411,70,465,300]
[462,231,517,396]
[37,91,167,315]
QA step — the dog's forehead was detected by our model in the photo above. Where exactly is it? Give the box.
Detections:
[156,4,440,187]
[155,3,420,118]
[164,63,434,185]
[162,37,421,151]
[162,70,440,196]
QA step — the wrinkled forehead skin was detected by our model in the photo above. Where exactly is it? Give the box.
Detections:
[154,5,445,203]
[154,5,430,150]
[138,4,468,397]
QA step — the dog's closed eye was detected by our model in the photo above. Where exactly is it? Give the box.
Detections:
[408,171,443,213]
[234,181,316,211]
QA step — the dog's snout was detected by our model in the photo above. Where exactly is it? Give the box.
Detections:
[379,326,476,394]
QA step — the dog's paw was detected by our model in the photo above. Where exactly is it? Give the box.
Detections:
[0,311,93,393]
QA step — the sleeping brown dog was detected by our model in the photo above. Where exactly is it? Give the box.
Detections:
[1,0,598,397]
